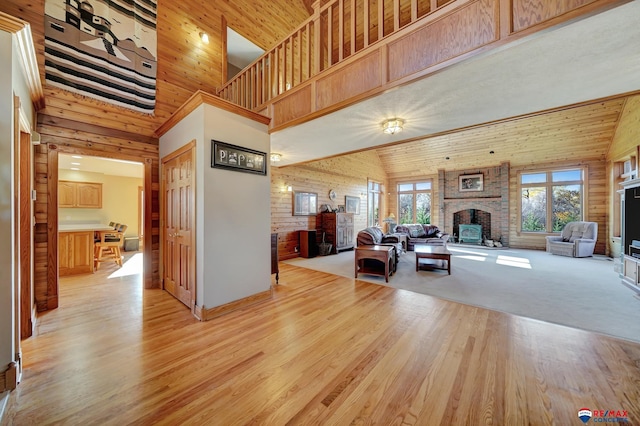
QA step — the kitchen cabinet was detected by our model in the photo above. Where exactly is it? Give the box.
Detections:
[59,231,95,275]
[59,180,102,208]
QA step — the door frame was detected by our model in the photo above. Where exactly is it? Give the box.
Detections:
[46,146,153,306]
[160,140,197,313]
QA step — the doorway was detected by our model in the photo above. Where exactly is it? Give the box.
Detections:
[48,148,151,308]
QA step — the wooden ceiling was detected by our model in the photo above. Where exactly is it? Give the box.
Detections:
[374,97,628,179]
[0,0,311,137]
[1,0,632,178]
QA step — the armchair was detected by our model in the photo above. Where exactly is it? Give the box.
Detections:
[357,226,403,264]
[545,221,598,257]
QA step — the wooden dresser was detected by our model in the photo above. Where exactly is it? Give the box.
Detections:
[320,212,354,254]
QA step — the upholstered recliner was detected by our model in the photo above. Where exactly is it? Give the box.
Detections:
[545,221,598,257]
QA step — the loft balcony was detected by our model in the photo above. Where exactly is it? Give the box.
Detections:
[217,0,627,133]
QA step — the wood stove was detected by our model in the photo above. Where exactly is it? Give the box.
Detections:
[459,224,482,244]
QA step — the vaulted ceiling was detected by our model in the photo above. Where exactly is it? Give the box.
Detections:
[268,0,640,172]
[2,0,638,178]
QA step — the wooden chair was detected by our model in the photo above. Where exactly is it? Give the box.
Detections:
[94,224,127,270]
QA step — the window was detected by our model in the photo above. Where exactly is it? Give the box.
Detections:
[398,181,431,224]
[367,180,383,227]
[520,169,584,233]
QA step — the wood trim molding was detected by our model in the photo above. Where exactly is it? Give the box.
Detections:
[0,11,25,33]
[155,90,271,137]
[1,362,18,392]
[38,114,159,147]
[197,289,273,321]
[0,11,45,110]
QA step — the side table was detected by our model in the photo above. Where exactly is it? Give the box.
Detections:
[389,233,408,253]
[355,245,395,282]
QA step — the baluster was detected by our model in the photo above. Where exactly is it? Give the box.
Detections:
[394,0,400,31]
[364,0,370,47]
[378,0,384,40]
[339,0,344,62]
[350,0,356,56]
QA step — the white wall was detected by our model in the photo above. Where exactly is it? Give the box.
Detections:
[58,169,143,238]
[159,103,271,310]
[0,29,15,385]
[201,104,271,307]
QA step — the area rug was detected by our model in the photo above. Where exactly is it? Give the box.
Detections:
[284,246,640,343]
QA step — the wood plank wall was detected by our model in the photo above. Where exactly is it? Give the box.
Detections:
[607,95,640,162]
[605,94,640,256]
[508,159,608,254]
[34,115,160,312]
[0,0,310,137]
[271,150,387,259]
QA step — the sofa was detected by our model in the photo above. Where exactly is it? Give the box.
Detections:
[545,221,598,257]
[394,224,449,251]
[356,226,403,265]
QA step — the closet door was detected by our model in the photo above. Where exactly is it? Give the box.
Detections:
[162,142,195,310]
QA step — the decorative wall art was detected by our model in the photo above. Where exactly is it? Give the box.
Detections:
[44,0,158,113]
[459,173,484,192]
[345,195,360,214]
[211,140,267,175]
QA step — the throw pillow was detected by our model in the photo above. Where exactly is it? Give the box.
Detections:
[408,224,426,238]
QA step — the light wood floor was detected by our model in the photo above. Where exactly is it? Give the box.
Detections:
[4,258,640,425]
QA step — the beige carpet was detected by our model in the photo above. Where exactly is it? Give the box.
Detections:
[284,245,640,343]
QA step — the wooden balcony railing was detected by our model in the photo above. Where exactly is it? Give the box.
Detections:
[217,0,455,111]
[217,0,626,129]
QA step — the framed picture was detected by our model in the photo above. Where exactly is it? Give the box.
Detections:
[459,173,483,192]
[337,205,345,212]
[345,195,360,214]
[293,191,318,216]
[211,140,267,175]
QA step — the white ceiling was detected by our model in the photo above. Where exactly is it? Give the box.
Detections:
[270,1,640,167]
[59,153,144,178]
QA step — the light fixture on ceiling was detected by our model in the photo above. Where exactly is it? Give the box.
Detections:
[382,118,404,135]
[270,153,282,163]
[199,32,209,44]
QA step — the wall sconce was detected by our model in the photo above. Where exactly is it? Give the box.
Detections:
[281,183,292,192]
[199,32,209,44]
[270,153,282,163]
[382,118,404,135]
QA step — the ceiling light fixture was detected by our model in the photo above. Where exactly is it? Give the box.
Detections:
[199,32,209,44]
[270,153,282,162]
[382,118,404,135]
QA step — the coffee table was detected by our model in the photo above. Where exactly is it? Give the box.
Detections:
[355,245,395,282]
[415,244,451,274]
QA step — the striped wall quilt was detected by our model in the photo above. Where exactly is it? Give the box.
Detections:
[44,0,157,114]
